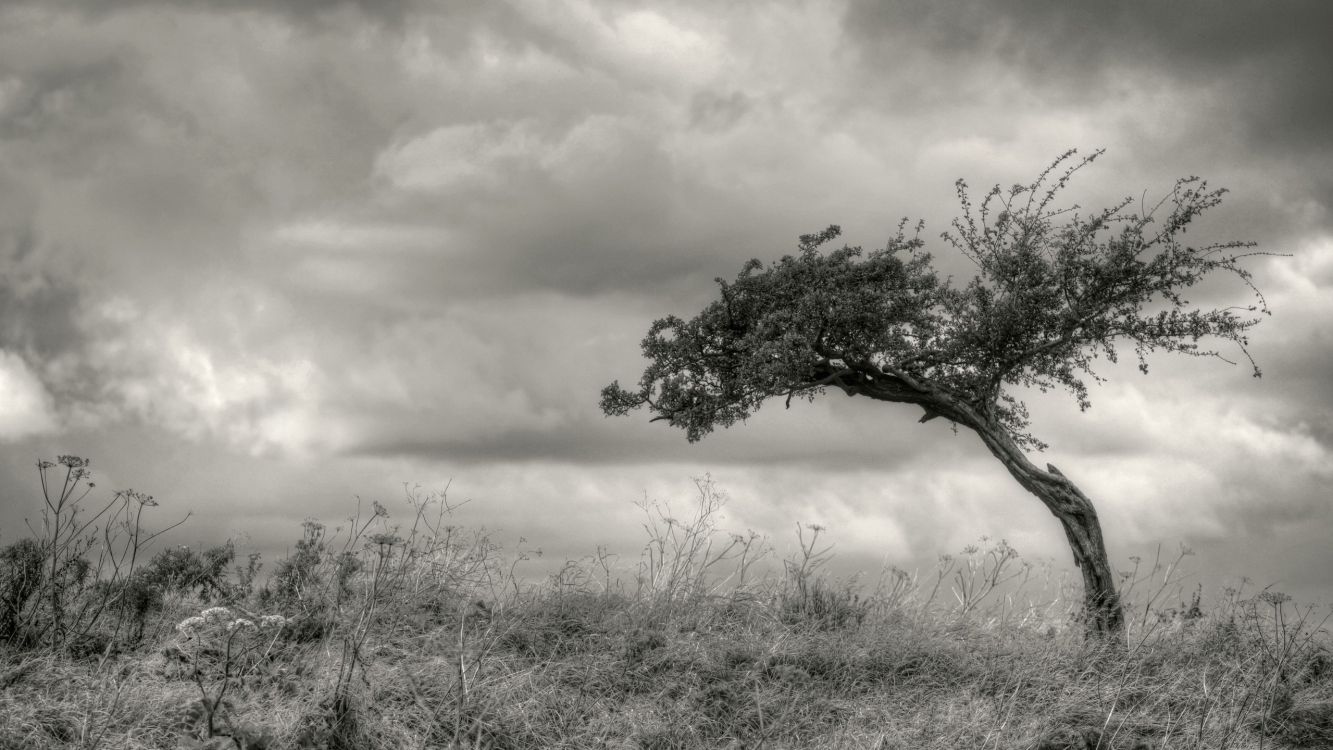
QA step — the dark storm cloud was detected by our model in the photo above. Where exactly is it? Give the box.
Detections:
[843,0,1333,233]
[843,0,1333,118]
[22,0,421,27]
[0,270,85,363]
[0,60,126,145]
[1,0,1330,600]
[0,170,87,366]
[365,117,748,298]
[0,42,142,185]
[689,90,752,131]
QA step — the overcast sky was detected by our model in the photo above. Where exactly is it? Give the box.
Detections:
[2,0,1330,604]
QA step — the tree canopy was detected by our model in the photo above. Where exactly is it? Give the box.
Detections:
[602,150,1276,640]
[601,150,1269,451]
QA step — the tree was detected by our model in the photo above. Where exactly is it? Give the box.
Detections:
[601,150,1272,642]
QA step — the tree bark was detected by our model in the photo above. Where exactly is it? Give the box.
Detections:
[828,367,1126,643]
[969,421,1126,643]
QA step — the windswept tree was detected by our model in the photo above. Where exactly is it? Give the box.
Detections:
[601,150,1272,641]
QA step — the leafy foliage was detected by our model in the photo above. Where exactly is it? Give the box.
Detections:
[266,520,328,606]
[602,150,1270,450]
[142,543,237,601]
[0,539,44,644]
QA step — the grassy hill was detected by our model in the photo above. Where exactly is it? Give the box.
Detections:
[1,465,1329,749]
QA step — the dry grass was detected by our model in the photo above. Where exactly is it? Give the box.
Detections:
[2,476,1330,750]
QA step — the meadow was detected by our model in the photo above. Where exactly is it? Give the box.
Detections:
[1,459,1329,749]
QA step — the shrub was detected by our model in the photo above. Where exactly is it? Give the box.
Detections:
[265,520,327,608]
[0,539,44,644]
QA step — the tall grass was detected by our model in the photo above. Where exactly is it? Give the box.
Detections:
[1,461,1329,749]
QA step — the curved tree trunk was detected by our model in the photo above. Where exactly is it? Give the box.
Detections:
[829,368,1126,644]
[970,421,1126,644]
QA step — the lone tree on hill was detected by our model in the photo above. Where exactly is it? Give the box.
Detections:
[601,150,1273,642]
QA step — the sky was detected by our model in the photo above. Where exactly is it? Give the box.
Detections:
[1,0,1331,605]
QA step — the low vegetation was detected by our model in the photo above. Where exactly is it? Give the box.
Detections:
[1,458,1330,749]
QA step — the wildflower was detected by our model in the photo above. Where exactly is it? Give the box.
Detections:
[119,489,158,507]
[368,533,402,548]
[177,616,206,634]
[259,615,288,629]
[1259,591,1291,606]
[227,618,256,633]
[133,491,158,507]
[202,607,232,623]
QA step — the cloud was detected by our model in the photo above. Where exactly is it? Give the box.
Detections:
[270,220,450,253]
[841,0,1333,111]
[376,119,545,193]
[0,350,58,440]
[25,289,336,457]
[1045,380,1329,537]
[840,0,1333,237]
[0,0,1329,604]
[15,0,424,28]
[1240,237,1333,448]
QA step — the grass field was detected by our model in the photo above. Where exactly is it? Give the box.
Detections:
[1,464,1330,749]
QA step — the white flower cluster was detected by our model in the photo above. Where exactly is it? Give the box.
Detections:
[176,616,206,634]
[226,618,256,633]
[202,607,232,623]
[259,615,289,629]
[177,608,289,636]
